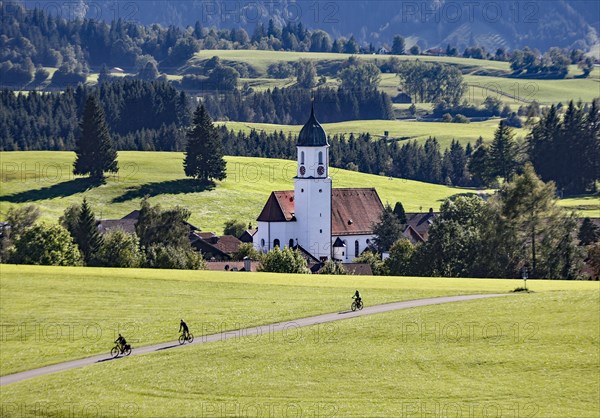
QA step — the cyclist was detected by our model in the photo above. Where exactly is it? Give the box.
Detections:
[352,290,362,306]
[179,319,189,340]
[115,334,127,352]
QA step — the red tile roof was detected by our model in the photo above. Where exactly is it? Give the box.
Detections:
[331,188,384,235]
[190,233,242,259]
[256,188,384,236]
[209,235,243,254]
[257,191,296,222]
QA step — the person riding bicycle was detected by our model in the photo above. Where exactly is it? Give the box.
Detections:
[115,334,127,352]
[179,319,189,340]
[352,290,362,305]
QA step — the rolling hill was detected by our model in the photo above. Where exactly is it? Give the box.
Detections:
[1,152,596,235]
[58,0,600,52]
[218,118,527,150]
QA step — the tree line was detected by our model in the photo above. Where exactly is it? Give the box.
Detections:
[1,198,206,269]
[469,101,600,194]
[220,128,481,187]
[203,85,393,124]
[1,81,597,192]
[360,165,599,280]
[0,80,392,151]
[2,3,596,89]
[0,79,189,151]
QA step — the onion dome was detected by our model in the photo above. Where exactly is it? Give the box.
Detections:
[297,104,329,147]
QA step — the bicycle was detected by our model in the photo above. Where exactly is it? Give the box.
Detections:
[178,332,194,345]
[110,343,132,358]
[351,299,363,311]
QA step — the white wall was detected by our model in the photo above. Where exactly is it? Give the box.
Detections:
[333,234,375,263]
[254,221,299,253]
[297,146,329,179]
[294,176,332,260]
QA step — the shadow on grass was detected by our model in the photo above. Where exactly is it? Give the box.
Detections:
[436,191,482,202]
[112,178,214,203]
[0,177,104,203]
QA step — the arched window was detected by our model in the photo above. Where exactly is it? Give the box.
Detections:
[274,239,280,248]
[261,239,265,247]
[289,239,294,248]
[318,151,323,165]
[300,151,305,165]
[355,240,359,257]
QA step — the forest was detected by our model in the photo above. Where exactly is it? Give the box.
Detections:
[1,2,595,89]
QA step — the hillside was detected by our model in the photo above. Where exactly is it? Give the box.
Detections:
[1,152,596,234]
[50,0,600,52]
[0,152,490,233]
[218,118,527,150]
[192,50,600,106]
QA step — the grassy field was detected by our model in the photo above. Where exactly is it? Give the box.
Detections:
[0,152,503,233]
[191,49,516,75]
[0,264,535,376]
[23,52,600,110]
[462,74,600,105]
[192,50,600,106]
[1,152,596,232]
[0,264,597,417]
[218,118,528,150]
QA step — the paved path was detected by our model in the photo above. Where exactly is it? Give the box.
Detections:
[0,293,509,386]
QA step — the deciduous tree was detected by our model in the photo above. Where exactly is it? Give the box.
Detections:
[10,224,82,266]
[258,246,310,274]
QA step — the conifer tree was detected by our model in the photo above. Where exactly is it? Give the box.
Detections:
[391,35,405,55]
[393,201,407,224]
[373,204,405,252]
[488,120,518,183]
[73,95,118,180]
[579,218,600,245]
[75,198,103,265]
[184,105,227,183]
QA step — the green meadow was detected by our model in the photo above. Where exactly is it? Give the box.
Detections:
[191,49,516,75]
[0,152,501,234]
[0,264,517,376]
[0,264,597,417]
[69,50,598,109]
[1,152,596,233]
[190,49,599,106]
[218,118,527,150]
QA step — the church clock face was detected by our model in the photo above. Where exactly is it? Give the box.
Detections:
[317,166,325,176]
[299,166,306,176]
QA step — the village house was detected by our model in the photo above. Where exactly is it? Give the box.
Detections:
[96,211,242,261]
[402,209,438,245]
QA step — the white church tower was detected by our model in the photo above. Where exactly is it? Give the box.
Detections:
[293,105,332,260]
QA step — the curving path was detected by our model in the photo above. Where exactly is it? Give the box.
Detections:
[0,293,510,386]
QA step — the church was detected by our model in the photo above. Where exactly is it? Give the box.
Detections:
[254,106,385,263]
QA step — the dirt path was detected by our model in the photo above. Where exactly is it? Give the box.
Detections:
[0,293,510,386]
